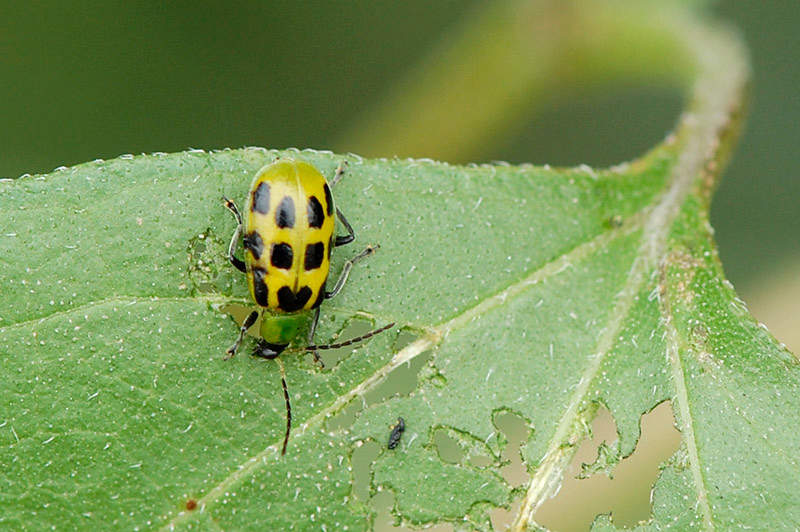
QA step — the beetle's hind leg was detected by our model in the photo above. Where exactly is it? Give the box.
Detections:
[329,161,355,247]
[334,208,356,247]
[222,197,246,273]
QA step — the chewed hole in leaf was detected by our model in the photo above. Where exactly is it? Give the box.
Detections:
[186,227,234,294]
[362,410,530,530]
[351,439,381,503]
[493,410,532,488]
[326,329,428,433]
[320,330,432,431]
[392,327,419,351]
[363,343,432,406]
[430,411,533,472]
[220,303,256,332]
[432,429,464,464]
[530,401,681,531]
[432,424,507,470]
[326,398,362,432]
[371,490,455,532]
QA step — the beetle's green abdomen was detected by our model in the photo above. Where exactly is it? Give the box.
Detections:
[259,310,308,349]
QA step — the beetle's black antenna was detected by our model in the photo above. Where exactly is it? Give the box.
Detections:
[276,358,291,456]
[305,322,395,351]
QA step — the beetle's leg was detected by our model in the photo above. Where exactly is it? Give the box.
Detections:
[306,322,394,351]
[228,224,246,273]
[330,160,347,187]
[307,306,324,368]
[222,196,246,273]
[326,245,378,299]
[329,161,356,246]
[224,310,258,359]
[334,207,355,247]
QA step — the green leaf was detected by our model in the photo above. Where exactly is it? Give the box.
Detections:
[2,6,798,532]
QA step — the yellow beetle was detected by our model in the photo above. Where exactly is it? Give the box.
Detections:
[222,158,393,454]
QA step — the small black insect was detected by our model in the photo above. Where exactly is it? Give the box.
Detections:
[387,417,405,449]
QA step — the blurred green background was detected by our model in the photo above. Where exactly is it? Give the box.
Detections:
[1,1,796,349]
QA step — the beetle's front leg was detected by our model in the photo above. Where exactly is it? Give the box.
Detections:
[225,310,258,359]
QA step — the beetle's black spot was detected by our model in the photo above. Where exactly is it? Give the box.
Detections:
[328,235,334,260]
[278,286,312,312]
[251,182,271,214]
[323,183,333,216]
[243,231,264,260]
[304,242,325,271]
[270,243,293,269]
[275,196,295,228]
[312,276,328,308]
[307,196,324,228]
[252,267,269,306]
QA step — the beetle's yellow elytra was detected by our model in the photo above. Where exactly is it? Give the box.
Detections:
[243,160,335,312]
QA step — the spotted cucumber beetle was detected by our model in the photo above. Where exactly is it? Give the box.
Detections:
[222,158,394,455]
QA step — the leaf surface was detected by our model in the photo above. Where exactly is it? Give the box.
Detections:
[1,5,798,532]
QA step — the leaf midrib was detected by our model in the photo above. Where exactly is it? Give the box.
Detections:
[663,286,715,529]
